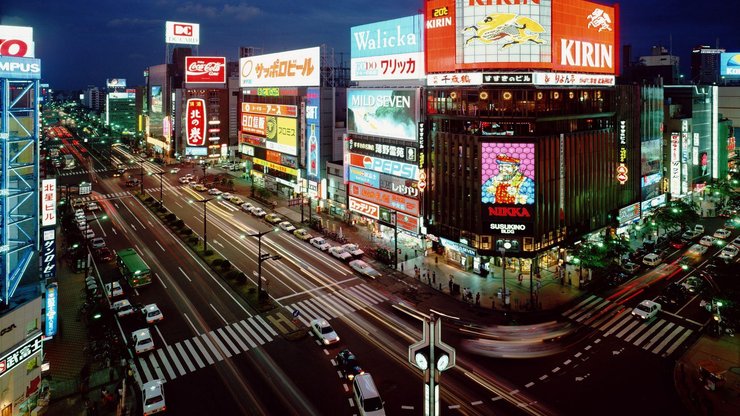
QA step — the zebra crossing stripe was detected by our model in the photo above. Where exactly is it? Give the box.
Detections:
[632,319,667,347]
[296,300,323,321]
[138,357,153,382]
[157,349,178,380]
[192,337,216,365]
[286,306,311,327]
[225,325,249,352]
[183,339,205,369]
[604,312,634,336]
[562,295,598,316]
[239,320,266,345]
[148,354,166,380]
[587,304,620,327]
[664,329,693,356]
[652,326,683,354]
[641,322,675,351]
[326,293,357,314]
[354,284,388,303]
[250,317,275,341]
[167,345,187,376]
[567,297,602,319]
[624,320,653,343]
[307,297,341,319]
[231,323,257,349]
[217,328,240,355]
[615,319,641,339]
[576,300,610,322]
[207,331,231,358]
[345,287,376,307]
[255,316,278,337]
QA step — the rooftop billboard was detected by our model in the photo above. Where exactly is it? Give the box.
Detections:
[720,53,740,78]
[185,56,226,84]
[239,47,320,88]
[347,89,418,141]
[165,21,200,45]
[0,25,35,58]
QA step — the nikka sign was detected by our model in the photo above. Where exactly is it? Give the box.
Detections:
[186,98,206,146]
[185,56,226,84]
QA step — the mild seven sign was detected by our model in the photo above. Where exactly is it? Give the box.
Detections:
[351,15,424,58]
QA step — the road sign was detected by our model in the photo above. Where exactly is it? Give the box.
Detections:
[292,309,300,318]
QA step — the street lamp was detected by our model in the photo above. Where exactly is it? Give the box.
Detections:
[246,228,280,298]
[392,211,399,270]
[192,198,213,252]
[149,171,165,205]
[499,241,512,307]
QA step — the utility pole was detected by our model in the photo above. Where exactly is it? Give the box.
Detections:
[150,171,165,205]
[248,228,280,299]
[409,313,455,416]
[193,198,213,251]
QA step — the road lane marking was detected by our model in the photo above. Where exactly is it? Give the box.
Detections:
[225,325,248,352]
[631,319,667,346]
[154,325,168,347]
[239,320,265,345]
[183,313,200,335]
[552,367,560,373]
[209,330,232,358]
[148,354,165,380]
[539,375,548,380]
[183,339,205,369]
[130,224,137,231]
[231,323,257,349]
[157,349,177,380]
[640,322,674,350]
[210,303,228,325]
[652,325,683,354]
[155,241,165,252]
[663,329,693,356]
[193,336,216,364]
[138,357,153,382]
[179,267,192,282]
[166,345,187,376]
[254,316,277,339]
[525,382,534,388]
[155,273,167,289]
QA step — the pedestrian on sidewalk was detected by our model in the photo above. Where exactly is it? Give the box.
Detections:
[448,278,453,293]
[536,280,542,291]
[401,263,404,272]
[518,273,523,284]
[435,255,439,264]
[475,292,480,306]
[432,271,436,285]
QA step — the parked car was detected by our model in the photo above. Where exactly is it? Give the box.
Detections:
[336,349,364,380]
[310,237,331,251]
[80,227,95,240]
[694,224,705,234]
[131,328,155,354]
[178,177,190,184]
[250,207,267,217]
[680,276,705,294]
[733,235,740,248]
[718,244,739,260]
[89,237,106,249]
[220,192,233,200]
[169,167,180,174]
[699,235,716,247]
[686,244,709,256]
[329,246,353,261]
[621,262,640,274]
[111,299,135,318]
[95,247,114,261]
[240,202,254,212]
[85,202,100,211]
[713,228,732,239]
[349,260,381,279]
[207,188,222,195]
[193,184,207,192]
[105,281,124,298]
[294,228,313,241]
[670,239,689,249]
[279,221,296,232]
[184,173,194,179]
[310,318,340,345]
[142,379,166,415]
[682,229,702,240]
[141,304,164,324]
[342,244,365,257]
[631,300,661,320]
[229,196,244,205]
[724,218,738,230]
[642,253,662,267]
[265,213,282,224]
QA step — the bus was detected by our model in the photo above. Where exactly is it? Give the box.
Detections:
[116,248,152,288]
[62,154,76,170]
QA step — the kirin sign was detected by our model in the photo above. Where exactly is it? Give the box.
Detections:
[185,57,226,84]
[186,99,206,146]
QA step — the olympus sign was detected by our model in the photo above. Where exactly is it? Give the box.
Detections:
[0,57,41,79]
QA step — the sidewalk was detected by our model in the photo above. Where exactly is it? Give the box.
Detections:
[43,224,137,416]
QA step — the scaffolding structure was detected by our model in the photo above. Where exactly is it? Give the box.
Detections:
[0,77,39,305]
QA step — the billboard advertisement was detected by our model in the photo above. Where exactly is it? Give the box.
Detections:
[106,78,126,88]
[347,135,418,164]
[670,132,681,197]
[242,113,268,136]
[241,102,297,117]
[306,87,321,182]
[348,153,418,180]
[347,89,418,141]
[0,56,40,79]
[151,86,162,113]
[0,25,35,58]
[45,283,58,338]
[41,179,56,227]
[185,56,226,84]
[165,21,200,45]
[349,196,380,219]
[239,47,320,87]
[424,0,617,75]
[41,228,56,281]
[720,53,740,78]
[349,183,419,217]
[349,166,380,188]
[481,142,535,236]
[350,15,425,81]
[186,98,206,146]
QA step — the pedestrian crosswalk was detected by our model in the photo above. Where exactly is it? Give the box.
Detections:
[73,191,134,202]
[562,294,695,358]
[55,167,110,177]
[134,284,388,384]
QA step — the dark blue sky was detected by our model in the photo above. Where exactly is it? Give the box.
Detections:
[2,0,737,90]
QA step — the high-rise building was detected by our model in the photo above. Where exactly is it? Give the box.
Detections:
[691,45,725,85]
[82,86,104,113]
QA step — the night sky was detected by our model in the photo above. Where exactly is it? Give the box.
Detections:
[2,0,737,91]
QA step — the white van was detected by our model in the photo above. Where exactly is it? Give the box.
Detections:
[642,253,662,267]
[353,373,385,416]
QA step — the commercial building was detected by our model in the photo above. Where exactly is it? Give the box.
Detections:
[422,0,623,276]
[105,79,136,135]
[691,45,725,85]
[81,86,104,113]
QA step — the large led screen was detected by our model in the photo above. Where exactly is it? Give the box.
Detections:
[347,89,418,141]
[151,86,162,113]
[481,142,535,236]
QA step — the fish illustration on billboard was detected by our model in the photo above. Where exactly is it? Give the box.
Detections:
[464,13,545,48]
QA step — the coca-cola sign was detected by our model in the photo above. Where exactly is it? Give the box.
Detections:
[185,56,226,84]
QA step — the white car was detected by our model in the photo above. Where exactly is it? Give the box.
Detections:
[184,173,194,179]
[169,167,180,174]
[111,299,135,318]
[105,281,124,298]
[733,236,740,248]
[207,188,222,195]
[719,244,739,260]
[713,228,732,239]
[310,318,340,346]
[682,229,701,240]
[131,328,155,354]
[85,202,100,211]
[81,227,95,240]
[90,237,106,249]
[75,208,85,217]
[310,237,331,251]
[220,192,233,199]
[240,202,254,212]
[699,235,716,247]
[631,300,661,320]
[142,379,166,415]
[279,221,296,232]
[250,207,267,217]
[141,303,164,324]
[342,244,364,257]
[178,177,190,184]
[329,246,353,261]
[686,244,708,256]
[349,260,381,279]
